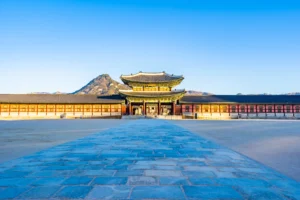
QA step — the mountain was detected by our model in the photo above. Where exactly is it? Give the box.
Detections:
[185,90,213,95]
[29,91,67,94]
[73,74,131,95]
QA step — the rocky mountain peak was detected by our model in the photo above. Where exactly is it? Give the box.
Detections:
[73,74,131,95]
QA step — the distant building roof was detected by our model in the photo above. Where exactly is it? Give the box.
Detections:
[0,94,125,104]
[180,95,300,104]
[120,72,184,84]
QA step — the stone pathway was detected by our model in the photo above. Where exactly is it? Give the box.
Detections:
[0,120,299,199]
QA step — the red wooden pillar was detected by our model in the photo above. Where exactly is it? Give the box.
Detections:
[172,101,176,115]
[128,102,131,115]
[158,101,161,115]
[292,104,295,117]
[92,104,94,116]
[109,104,111,116]
[246,104,249,117]
[255,104,258,116]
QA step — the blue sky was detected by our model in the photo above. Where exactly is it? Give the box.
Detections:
[0,0,299,94]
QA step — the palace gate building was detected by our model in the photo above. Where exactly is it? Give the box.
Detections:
[1,72,300,120]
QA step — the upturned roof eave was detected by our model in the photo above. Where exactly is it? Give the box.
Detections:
[119,90,186,98]
[120,77,184,84]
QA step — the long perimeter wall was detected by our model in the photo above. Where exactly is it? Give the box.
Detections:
[0,103,123,119]
[181,104,300,119]
[2,103,300,120]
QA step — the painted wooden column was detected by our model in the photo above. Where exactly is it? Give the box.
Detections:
[158,101,161,115]
[255,104,258,117]
[172,101,176,115]
[283,104,286,117]
[246,104,249,117]
[143,101,146,115]
[192,104,194,114]
[128,102,131,115]
[265,104,267,118]
[46,104,48,116]
[8,104,11,116]
[292,104,295,117]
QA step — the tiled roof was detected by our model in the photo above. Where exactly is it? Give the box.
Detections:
[0,94,125,104]
[180,95,300,104]
[119,90,185,97]
[120,72,184,83]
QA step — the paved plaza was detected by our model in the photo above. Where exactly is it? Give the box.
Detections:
[0,120,300,199]
[173,120,300,181]
[0,120,126,163]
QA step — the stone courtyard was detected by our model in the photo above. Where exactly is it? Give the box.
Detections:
[0,120,299,199]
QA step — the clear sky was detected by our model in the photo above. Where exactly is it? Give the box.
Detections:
[0,0,299,94]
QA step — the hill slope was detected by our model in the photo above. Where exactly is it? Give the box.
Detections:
[73,74,131,95]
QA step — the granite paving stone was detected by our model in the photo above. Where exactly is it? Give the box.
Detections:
[188,178,217,185]
[0,120,299,199]
[159,177,190,185]
[54,186,92,199]
[18,186,60,199]
[237,187,286,200]
[0,187,29,200]
[145,170,182,177]
[32,177,66,186]
[86,186,131,199]
[115,170,144,176]
[131,186,185,199]
[62,176,93,185]
[183,185,243,199]
[128,176,157,185]
[92,177,128,185]
[0,178,36,187]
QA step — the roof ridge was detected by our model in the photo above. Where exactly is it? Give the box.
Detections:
[121,71,183,78]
